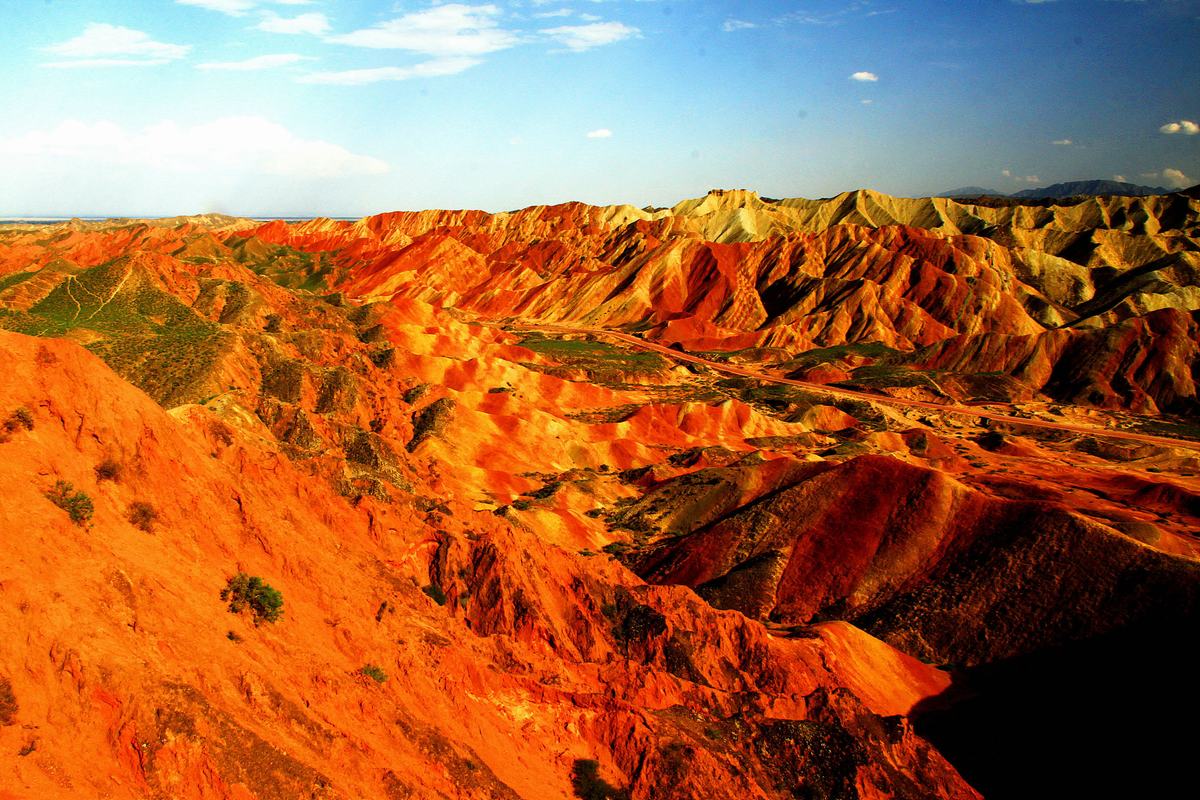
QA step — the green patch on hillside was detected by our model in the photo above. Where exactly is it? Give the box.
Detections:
[0,258,227,407]
[227,238,343,292]
[839,364,946,390]
[0,271,35,292]
[781,342,899,373]
[518,332,667,376]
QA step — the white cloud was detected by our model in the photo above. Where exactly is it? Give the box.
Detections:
[860,99,874,105]
[850,71,878,82]
[197,53,310,70]
[1159,120,1199,135]
[257,12,330,35]
[1052,138,1073,145]
[722,19,757,32]
[328,4,519,57]
[0,117,389,178]
[533,9,575,19]
[542,21,640,51]
[176,0,314,14]
[299,57,482,85]
[176,0,257,16]
[1113,174,1127,182]
[42,23,190,67]
[1162,168,1193,188]
[586,128,613,138]
[1001,169,1039,183]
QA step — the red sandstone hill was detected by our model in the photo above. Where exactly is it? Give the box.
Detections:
[1,188,1199,799]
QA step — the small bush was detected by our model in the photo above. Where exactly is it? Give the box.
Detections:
[263,313,282,333]
[421,584,447,606]
[128,501,158,532]
[0,677,17,726]
[359,663,388,683]
[95,458,124,482]
[45,480,93,526]
[221,573,284,624]
[6,407,33,431]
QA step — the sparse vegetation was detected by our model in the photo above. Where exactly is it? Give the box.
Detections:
[221,573,284,624]
[45,480,93,526]
[570,759,630,800]
[127,501,158,532]
[359,663,388,683]
[408,397,456,452]
[422,584,447,606]
[0,676,17,726]
[94,457,124,482]
[517,333,667,387]
[6,407,34,431]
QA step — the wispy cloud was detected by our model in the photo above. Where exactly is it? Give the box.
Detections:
[197,53,311,70]
[1052,138,1073,145]
[257,12,330,35]
[1002,169,1041,183]
[1160,119,1199,135]
[777,2,894,27]
[175,0,314,15]
[176,0,257,16]
[42,23,190,67]
[850,70,878,82]
[586,128,613,138]
[722,19,757,32]
[299,57,482,85]
[0,117,389,178]
[542,21,640,51]
[1114,174,1127,182]
[327,4,519,57]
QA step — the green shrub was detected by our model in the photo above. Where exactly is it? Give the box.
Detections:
[0,677,16,725]
[359,663,388,683]
[221,573,284,624]
[421,584,447,606]
[6,407,33,431]
[128,501,158,532]
[95,458,124,482]
[45,480,93,526]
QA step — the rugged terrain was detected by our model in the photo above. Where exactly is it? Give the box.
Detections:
[1,186,1198,799]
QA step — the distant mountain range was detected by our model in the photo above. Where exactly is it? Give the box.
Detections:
[938,179,1172,199]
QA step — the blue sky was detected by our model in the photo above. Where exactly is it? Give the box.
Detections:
[0,0,1197,215]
